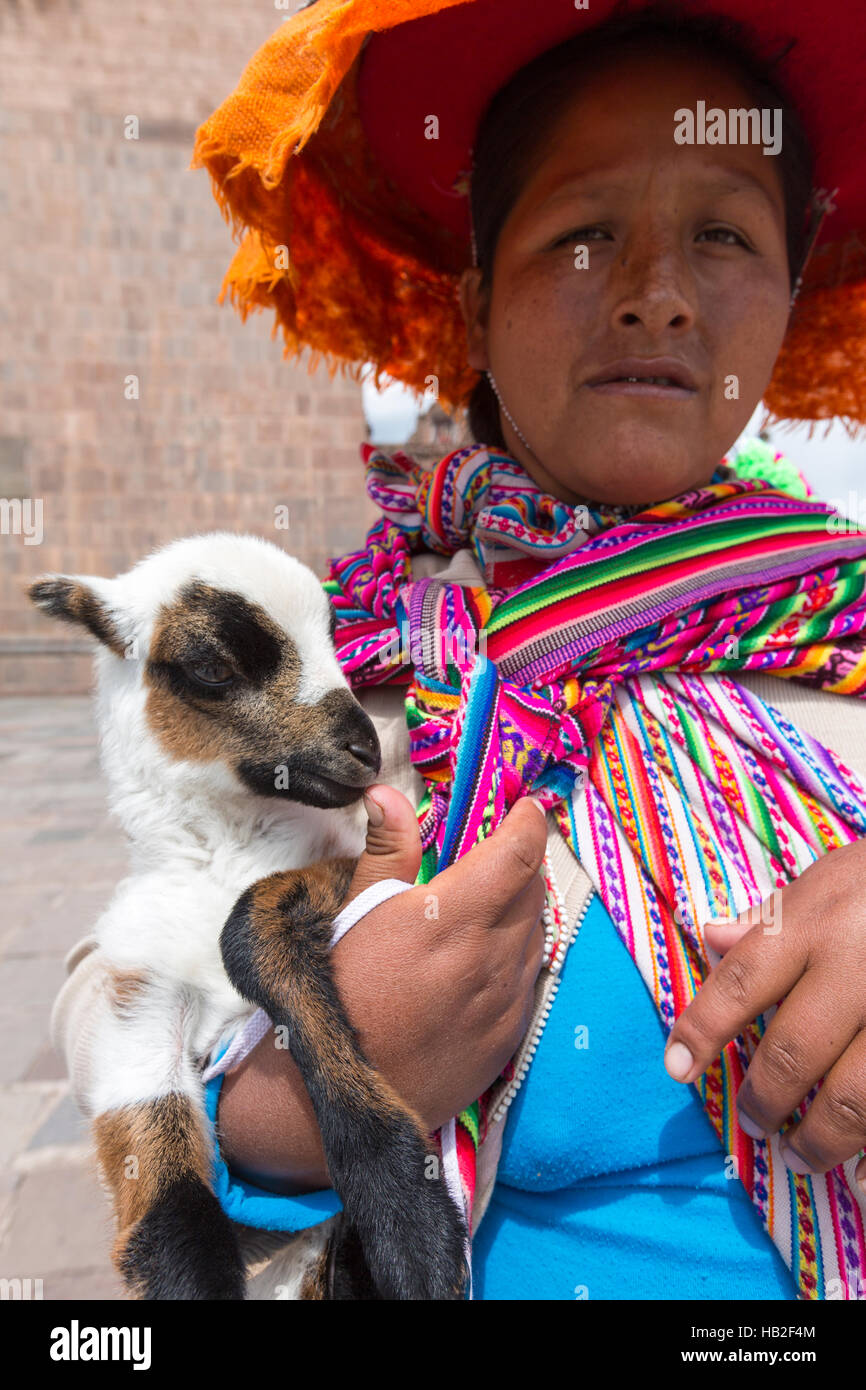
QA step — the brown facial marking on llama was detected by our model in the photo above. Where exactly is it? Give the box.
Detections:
[141,581,377,802]
[143,580,315,765]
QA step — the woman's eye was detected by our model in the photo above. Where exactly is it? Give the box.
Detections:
[186,660,235,687]
[552,225,611,248]
[696,226,750,248]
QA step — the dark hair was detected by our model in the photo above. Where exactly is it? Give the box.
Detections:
[465,3,815,447]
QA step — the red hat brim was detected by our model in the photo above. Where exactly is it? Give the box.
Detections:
[193,0,866,424]
[358,0,866,251]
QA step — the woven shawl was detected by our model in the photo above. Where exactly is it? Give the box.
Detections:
[324,441,866,1300]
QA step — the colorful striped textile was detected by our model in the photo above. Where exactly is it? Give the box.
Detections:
[324,441,866,1299]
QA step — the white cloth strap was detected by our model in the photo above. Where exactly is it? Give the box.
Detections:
[202,1009,271,1083]
[329,877,415,946]
[202,877,415,1082]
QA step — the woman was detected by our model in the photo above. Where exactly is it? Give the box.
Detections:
[56,1,866,1299]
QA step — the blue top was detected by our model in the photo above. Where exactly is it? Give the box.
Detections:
[205,891,796,1300]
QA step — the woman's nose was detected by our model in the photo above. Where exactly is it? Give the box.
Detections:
[609,241,696,336]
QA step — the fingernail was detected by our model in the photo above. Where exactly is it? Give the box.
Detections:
[855,1156,866,1194]
[736,1107,767,1141]
[363,792,385,827]
[664,1041,694,1082]
[779,1137,818,1175]
[528,796,547,817]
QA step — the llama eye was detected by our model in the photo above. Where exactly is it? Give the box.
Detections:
[186,660,235,687]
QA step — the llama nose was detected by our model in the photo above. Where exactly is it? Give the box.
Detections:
[347,733,380,772]
[336,699,381,774]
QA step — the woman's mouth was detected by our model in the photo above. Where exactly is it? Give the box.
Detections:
[585,357,699,399]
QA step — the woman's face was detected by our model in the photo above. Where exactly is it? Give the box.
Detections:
[459,49,793,506]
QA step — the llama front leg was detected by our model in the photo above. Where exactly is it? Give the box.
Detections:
[221,861,469,1301]
[90,974,245,1300]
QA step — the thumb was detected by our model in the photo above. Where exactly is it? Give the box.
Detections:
[344,783,423,903]
[703,914,754,957]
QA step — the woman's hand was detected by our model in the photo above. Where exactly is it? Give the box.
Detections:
[218,785,548,1193]
[664,840,866,1190]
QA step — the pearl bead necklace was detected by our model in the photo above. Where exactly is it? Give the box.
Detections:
[540,849,568,972]
[490,849,592,1124]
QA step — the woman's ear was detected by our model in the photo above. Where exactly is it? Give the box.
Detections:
[458,267,491,372]
[28,574,126,657]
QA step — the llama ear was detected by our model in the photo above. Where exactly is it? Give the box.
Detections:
[28,575,126,657]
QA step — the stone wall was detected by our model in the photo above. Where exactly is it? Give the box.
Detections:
[0,0,376,695]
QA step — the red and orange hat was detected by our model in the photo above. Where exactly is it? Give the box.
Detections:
[192,0,866,427]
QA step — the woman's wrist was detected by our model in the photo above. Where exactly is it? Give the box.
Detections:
[217,1038,331,1193]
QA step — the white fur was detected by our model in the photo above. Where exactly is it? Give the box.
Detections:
[62,533,368,1117]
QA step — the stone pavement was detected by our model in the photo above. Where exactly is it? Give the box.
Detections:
[0,696,127,1299]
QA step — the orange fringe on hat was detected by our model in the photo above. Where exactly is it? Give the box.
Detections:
[192,0,866,430]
